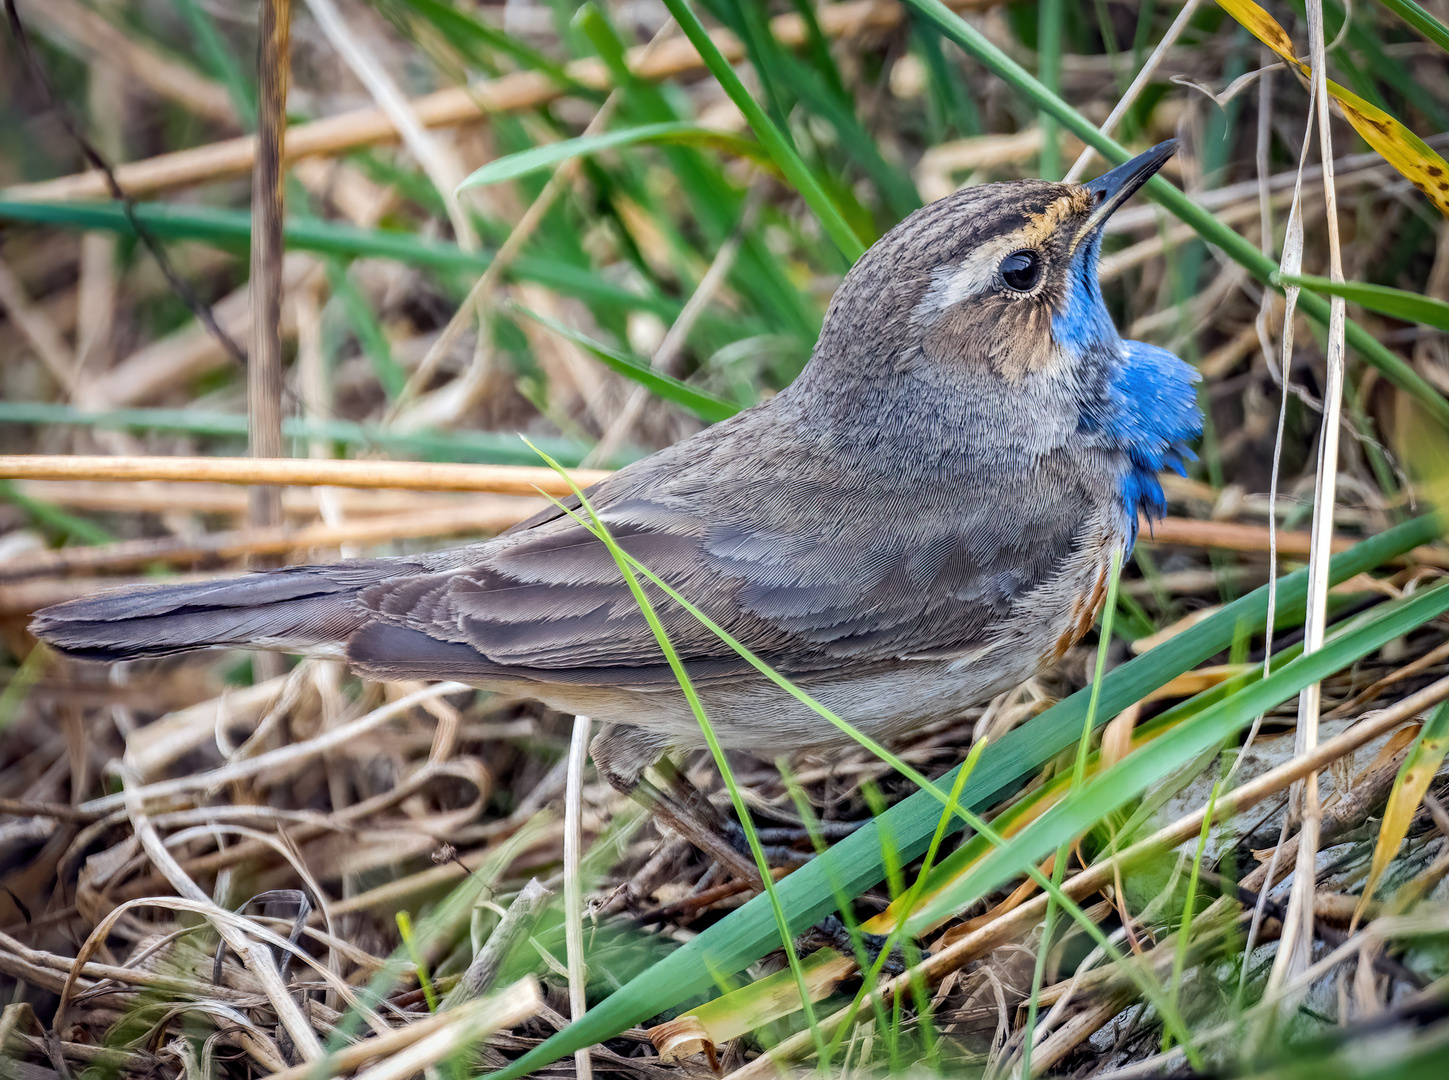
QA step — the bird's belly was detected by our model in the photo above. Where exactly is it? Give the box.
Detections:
[502,653,1042,759]
[494,514,1130,758]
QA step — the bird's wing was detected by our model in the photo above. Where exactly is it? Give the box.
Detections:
[345,445,1100,689]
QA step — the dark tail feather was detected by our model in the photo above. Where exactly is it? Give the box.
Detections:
[30,560,412,662]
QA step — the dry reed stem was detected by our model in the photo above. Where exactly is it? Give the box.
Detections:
[0,498,540,579]
[564,714,594,1080]
[260,980,541,1080]
[0,455,608,495]
[1270,0,1350,999]
[0,456,1422,547]
[13,479,448,517]
[1,453,1438,577]
[3,0,992,202]
[249,0,291,581]
[721,673,1449,1079]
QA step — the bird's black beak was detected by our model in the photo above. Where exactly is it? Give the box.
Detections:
[1075,138,1178,245]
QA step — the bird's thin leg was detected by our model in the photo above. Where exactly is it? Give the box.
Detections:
[591,722,765,883]
[591,723,810,885]
[631,761,766,886]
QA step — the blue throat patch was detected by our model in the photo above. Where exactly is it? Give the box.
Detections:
[1109,339,1202,538]
[1054,244,1203,544]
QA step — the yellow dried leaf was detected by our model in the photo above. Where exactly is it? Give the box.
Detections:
[1354,701,1449,926]
[1328,83,1449,218]
[1216,0,1449,218]
[1216,0,1300,63]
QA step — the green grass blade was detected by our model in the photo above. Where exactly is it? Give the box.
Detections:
[169,0,256,126]
[1024,549,1124,1077]
[527,443,833,1066]
[388,0,583,87]
[655,0,866,261]
[508,303,740,423]
[325,260,407,398]
[482,514,1442,1080]
[1280,272,1449,332]
[912,580,1449,925]
[1037,0,1064,180]
[1375,0,1449,55]
[456,123,772,190]
[0,200,685,319]
[0,400,616,467]
[0,480,114,546]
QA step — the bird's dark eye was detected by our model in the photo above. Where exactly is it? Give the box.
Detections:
[1000,249,1042,292]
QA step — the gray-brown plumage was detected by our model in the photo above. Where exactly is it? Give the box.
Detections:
[32,142,1199,791]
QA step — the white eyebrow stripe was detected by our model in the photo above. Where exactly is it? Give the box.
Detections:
[910,235,1022,325]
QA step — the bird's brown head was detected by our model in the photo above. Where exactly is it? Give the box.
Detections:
[812,139,1181,383]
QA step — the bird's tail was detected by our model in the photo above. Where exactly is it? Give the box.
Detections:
[30,560,409,662]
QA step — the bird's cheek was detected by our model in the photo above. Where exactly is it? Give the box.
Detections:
[922,301,1057,381]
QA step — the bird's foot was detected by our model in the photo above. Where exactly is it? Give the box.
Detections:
[720,820,816,868]
[801,914,921,978]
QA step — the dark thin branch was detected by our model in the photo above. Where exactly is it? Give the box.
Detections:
[3,0,247,367]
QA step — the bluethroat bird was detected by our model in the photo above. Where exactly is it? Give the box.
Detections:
[32,140,1199,871]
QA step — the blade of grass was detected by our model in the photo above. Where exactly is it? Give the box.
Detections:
[1353,699,1449,924]
[1375,0,1449,55]
[389,0,583,87]
[911,579,1449,927]
[526,440,833,1069]
[1222,0,1449,220]
[528,468,1204,1066]
[170,0,256,125]
[0,478,114,545]
[508,303,740,422]
[1023,550,1124,1078]
[324,260,407,399]
[1279,272,1449,332]
[0,199,685,320]
[656,0,866,262]
[1166,779,1221,1051]
[457,122,773,190]
[1038,0,1064,180]
[569,1,820,344]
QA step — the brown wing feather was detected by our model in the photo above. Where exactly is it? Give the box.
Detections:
[345,409,1110,688]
